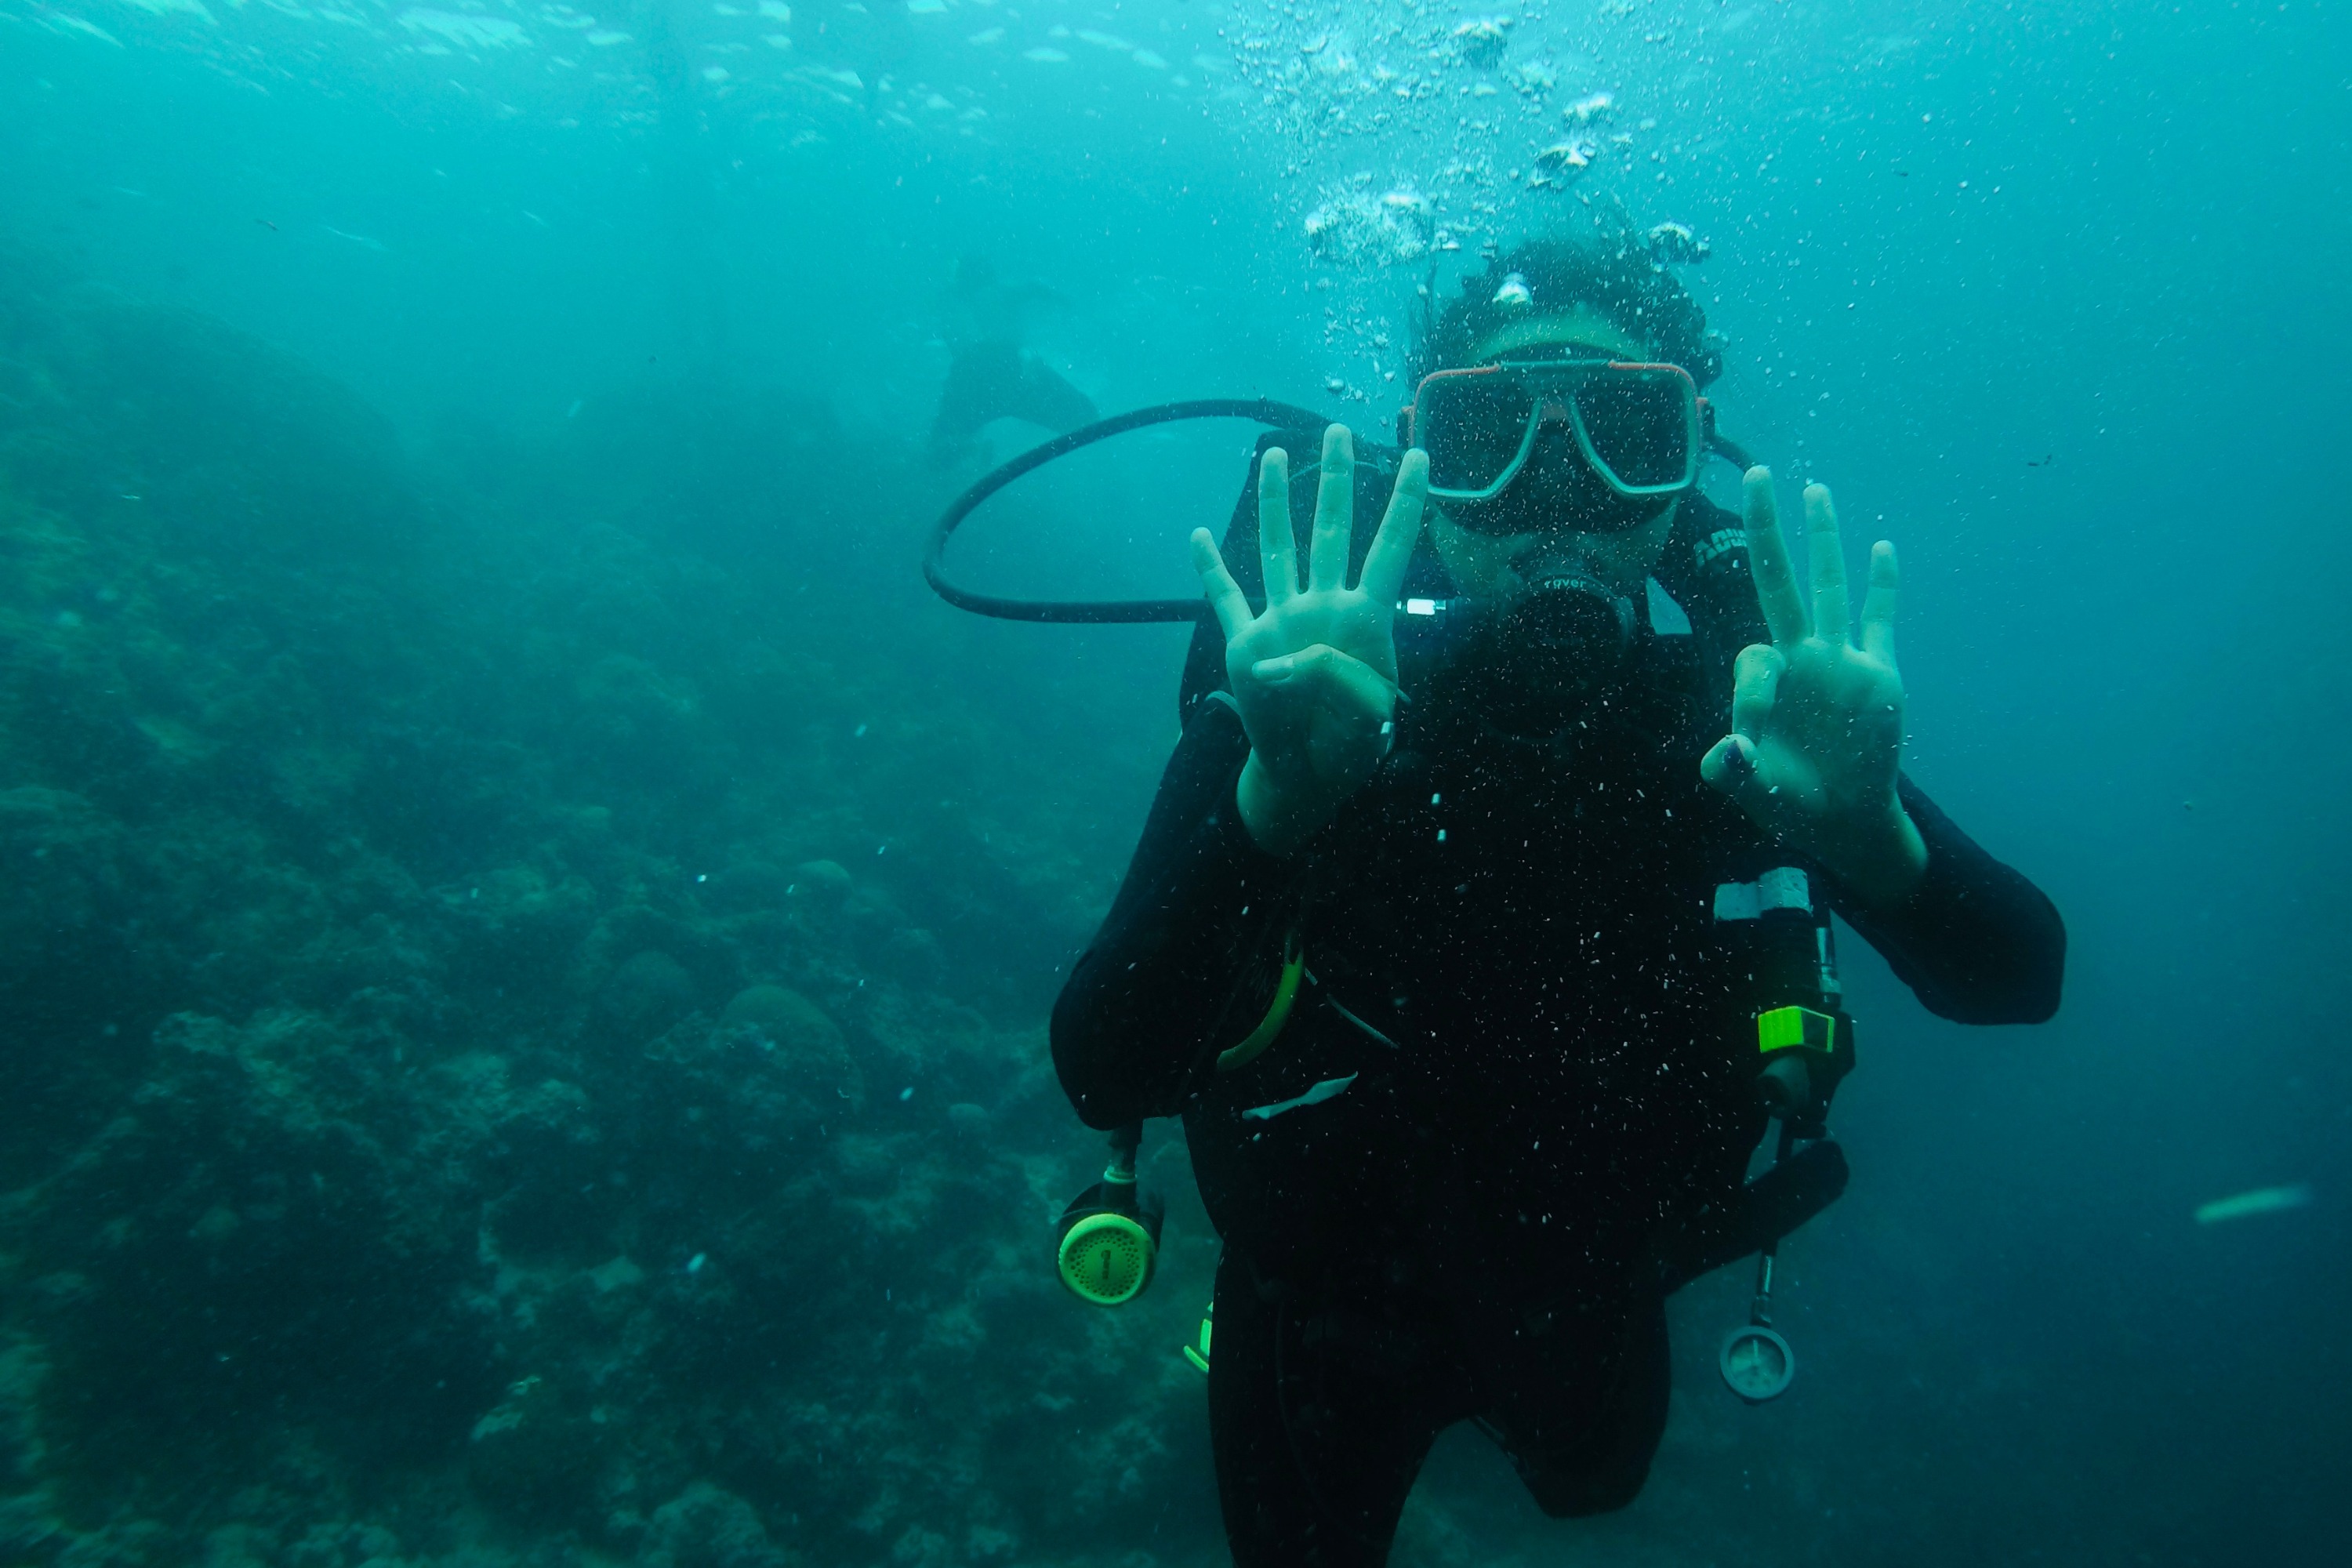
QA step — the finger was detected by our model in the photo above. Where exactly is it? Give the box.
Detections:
[1307,423,1355,593]
[1258,447,1298,606]
[1728,641,1785,742]
[1804,482,1850,646]
[1700,733,1769,801]
[1358,447,1428,607]
[1859,539,1899,665]
[1191,528,1252,640]
[1250,643,1399,720]
[1743,466,1809,647]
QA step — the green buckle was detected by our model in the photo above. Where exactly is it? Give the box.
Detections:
[1757,1005,1838,1056]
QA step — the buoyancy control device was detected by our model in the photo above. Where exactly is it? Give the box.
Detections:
[925,400,1849,1395]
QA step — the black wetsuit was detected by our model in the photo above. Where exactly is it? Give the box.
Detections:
[1051,442,2064,1565]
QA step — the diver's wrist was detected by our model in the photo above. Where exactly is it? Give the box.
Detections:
[1235,753,1341,858]
[1815,793,1928,911]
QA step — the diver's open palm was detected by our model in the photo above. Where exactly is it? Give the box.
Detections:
[1192,425,1428,856]
[1700,468,1928,908]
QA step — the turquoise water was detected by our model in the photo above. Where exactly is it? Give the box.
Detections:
[0,2,2346,1563]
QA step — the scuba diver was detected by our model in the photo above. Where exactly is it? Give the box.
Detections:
[1047,238,2064,1563]
[928,255,1098,466]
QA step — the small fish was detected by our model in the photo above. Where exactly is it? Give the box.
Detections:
[2194,1184,2312,1225]
[256,218,278,230]
[1892,169,1910,178]
[2025,453,2053,466]
[323,225,387,252]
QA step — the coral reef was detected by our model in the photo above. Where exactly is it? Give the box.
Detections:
[0,250,1221,1565]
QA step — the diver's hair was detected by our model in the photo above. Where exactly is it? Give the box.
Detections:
[1414,236,1721,387]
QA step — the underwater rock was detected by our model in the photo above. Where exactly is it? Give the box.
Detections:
[879,927,947,984]
[702,859,792,914]
[721,982,844,1057]
[604,949,701,1039]
[466,1372,610,1523]
[789,858,853,904]
[443,865,601,993]
[22,1008,496,1496]
[714,984,862,1116]
[638,1482,795,1568]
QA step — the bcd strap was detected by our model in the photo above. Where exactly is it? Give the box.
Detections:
[1218,927,1305,1073]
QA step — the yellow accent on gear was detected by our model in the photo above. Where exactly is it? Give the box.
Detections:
[1218,931,1305,1073]
[1057,1212,1155,1305]
[1757,1004,1837,1055]
[1181,1306,1214,1374]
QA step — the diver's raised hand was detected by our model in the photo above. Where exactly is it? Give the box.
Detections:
[1700,468,1928,909]
[1192,425,1429,856]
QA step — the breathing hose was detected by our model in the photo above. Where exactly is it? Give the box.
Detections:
[920,396,1755,625]
[921,397,1327,625]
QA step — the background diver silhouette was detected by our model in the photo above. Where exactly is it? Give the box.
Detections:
[927,256,1098,465]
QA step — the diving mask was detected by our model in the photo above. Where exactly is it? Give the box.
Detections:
[1406,358,1702,521]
